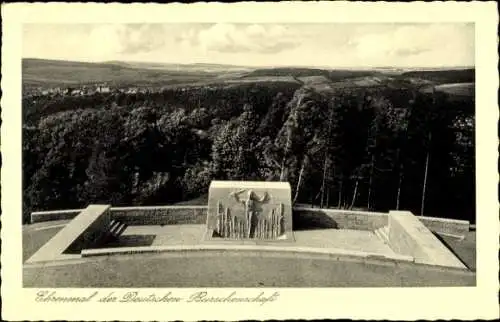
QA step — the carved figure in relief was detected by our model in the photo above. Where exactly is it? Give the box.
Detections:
[215,189,283,239]
[229,189,269,237]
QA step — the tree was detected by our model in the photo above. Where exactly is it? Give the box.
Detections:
[211,104,260,180]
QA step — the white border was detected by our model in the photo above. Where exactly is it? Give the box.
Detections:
[2,2,499,320]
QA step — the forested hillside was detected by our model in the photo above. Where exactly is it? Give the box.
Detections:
[22,61,475,224]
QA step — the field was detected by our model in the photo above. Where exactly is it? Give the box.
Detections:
[23,59,475,97]
[435,82,475,96]
[22,58,245,88]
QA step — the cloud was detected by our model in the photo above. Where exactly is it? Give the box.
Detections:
[116,24,168,55]
[87,25,126,58]
[86,24,169,56]
[392,47,431,56]
[23,23,474,67]
[348,23,474,66]
[178,23,299,54]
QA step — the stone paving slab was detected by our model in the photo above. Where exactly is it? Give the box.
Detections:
[114,225,396,257]
[81,244,413,263]
[23,221,477,274]
[293,229,397,256]
[123,224,205,246]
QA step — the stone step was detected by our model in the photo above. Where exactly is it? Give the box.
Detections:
[107,220,127,238]
[374,226,389,244]
[108,220,120,235]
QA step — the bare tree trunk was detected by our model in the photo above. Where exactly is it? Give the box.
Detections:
[337,179,343,209]
[280,97,302,181]
[396,167,403,210]
[279,133,291,181]
[314,190,321,207]
[321,107,334,208]
[350,179,359,209]
[320,154,328,208]
[326,187,330,208]
[293,157,306,204]
[367,154,375,210]
[421,149,430,216]
[395,148,402,210]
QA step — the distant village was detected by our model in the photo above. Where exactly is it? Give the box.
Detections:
[22,82,226,98]
[23,83,163,97]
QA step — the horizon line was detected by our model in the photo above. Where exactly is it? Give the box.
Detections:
[22,57,475,70]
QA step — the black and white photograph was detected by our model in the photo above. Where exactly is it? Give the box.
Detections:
[21,20,478,286]
[2,2,498,321]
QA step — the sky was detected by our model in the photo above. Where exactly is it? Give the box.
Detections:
[23,23,475,68]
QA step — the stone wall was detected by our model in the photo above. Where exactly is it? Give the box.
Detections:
[31,209,82,223]
[418,216,470,236]
[293,207,388,231]
[111,206,207,225]
[29,206,470,237]
[30,206,208,225]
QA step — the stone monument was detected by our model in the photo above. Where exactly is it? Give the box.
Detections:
[205,181,293,241]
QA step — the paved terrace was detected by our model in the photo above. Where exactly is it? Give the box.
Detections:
[22,217,476,287]
[23,219,476,270]
[93,224,397,255]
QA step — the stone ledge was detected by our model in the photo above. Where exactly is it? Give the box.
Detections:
[31,209,83,223]
[388,211,467,269]
[27,205,111,263]
[81,244,415,264]
[293,207,388,230]
[418,216,470,236]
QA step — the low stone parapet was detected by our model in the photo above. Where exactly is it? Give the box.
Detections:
[29,205,471,238]
[111,206,207,225]
[293,207,388,231]
[418,216,470,237]
[31,209,82,224]
[387,211,467,269]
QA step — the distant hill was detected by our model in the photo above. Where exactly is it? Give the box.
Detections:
[401,69,475,84]
[244,68,389,85]
[22,59,475,94]
[419,82,475,99]
[243,67,331,78]
[22,58,246,88]
[104,60,254,72]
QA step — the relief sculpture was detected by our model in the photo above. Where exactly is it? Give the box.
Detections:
[215,189,284,240]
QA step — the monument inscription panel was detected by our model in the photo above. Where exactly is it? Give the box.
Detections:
[206,181,293,241]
